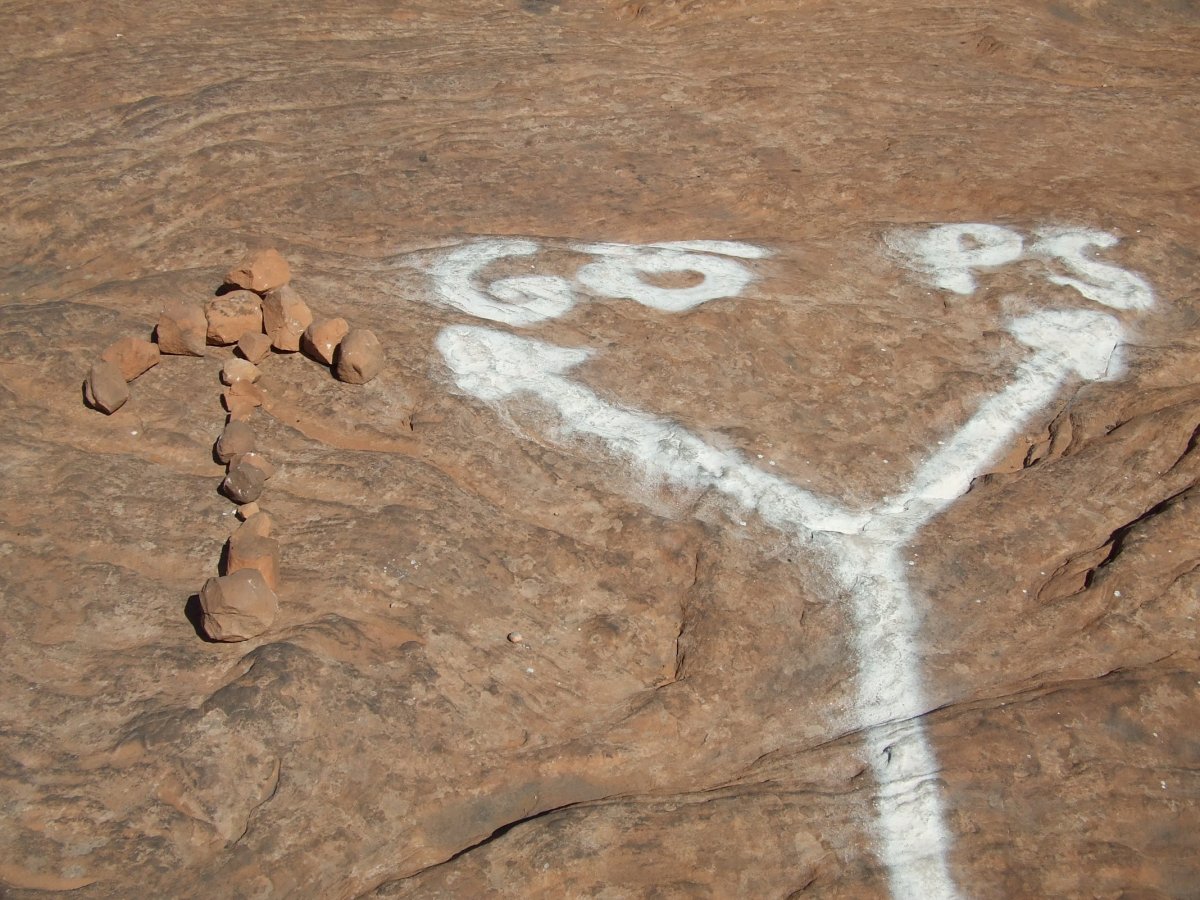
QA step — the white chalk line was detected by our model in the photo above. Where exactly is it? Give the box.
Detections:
[428,232,1151,900]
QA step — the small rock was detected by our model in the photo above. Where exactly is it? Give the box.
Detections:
[237,331,272,364]
[230,451,275,480]
[101,337,160,382]
[224,248,291,294]
[236,502,262,521]
[222,456,267,504]
[225,531,281,591]
[262,285,313,353]
[204,291,263,346]
[221,357,261,385]
[301,317,349,366]
[83,361,130,414]
[222,379,266,417]
[155,301,207,356]
[215,421,255,464]
[334,328,384,384]
[507,632,523,644]
[236,510,272,537]
[198,569,278,642]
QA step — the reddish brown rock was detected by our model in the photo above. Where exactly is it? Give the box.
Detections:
[230,451,275,481]
[154,301,207,356]
[83,360,130,414]
[224,248,291,294]
[237,510,272,537]
[333,328,383,384]
[221,357,261,386]
[204,291,263,346]
[236,502,262,522]
[262,285,313,353]
[301,317,349,366]
[100,337,160,382]
[198,569,278,641]
[215,421,255,464]
[225,529,281,591]
[221,456,267,504]
[222,379,266,419]
[237,331,272,364]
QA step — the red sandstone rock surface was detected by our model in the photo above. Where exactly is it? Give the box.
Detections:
[1,2,1197,898]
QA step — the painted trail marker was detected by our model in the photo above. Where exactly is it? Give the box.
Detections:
[424,229,1154,900]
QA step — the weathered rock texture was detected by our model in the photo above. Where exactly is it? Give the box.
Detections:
[199,569,279,641]
[100,337,159,382]
[154,300,207,356]
[262,286,313,352]
[225,248,291,295]
[1,2,1198,899]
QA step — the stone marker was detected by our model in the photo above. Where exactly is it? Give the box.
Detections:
[334,328,384,384]
[225,530,281,591]
[230,451,275,480]
[83,361,130,414]
[237,510,272,537]
[154,301,207,356]
[222,456,267,504]
[236,501,262,521]
[215,421,255,464]
[221,358,261,385]
[237,331,272,364]
[262,286,313,352]
[101,337,160,381]
[205,291,263,346]
[224,248,291,294]
[198,569,278,642]
[301,317,349,366]
[222,380,266,419]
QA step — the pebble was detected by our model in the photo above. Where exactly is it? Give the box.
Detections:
[101,337,160,381]
[237,510,272,537]
[215,421,255,464]
[198,569,278,641]
[154,301,207,356]
[204,291,263,346]
[225,530,281,591]
[222,380,266,419]
[236,501,261,521]
[334,328,383,385]
[301,317,349,366]
[237,331,272,364]
[231,451,275,480]
[83,360,130,414]
[222,456,267,504]
[224,248,291,294]
[262,285,313,352]
[221,357,261,385]
[507,632,523,644]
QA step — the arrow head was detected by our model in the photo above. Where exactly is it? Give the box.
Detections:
[1007,309,1123,381]
[436,324,592,401]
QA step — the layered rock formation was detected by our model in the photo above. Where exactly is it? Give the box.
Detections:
[0,1,1197,898]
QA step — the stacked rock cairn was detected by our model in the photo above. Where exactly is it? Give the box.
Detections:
[83,248,384,642]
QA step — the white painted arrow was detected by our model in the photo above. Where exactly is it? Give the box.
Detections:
[436,324,869,536]
[874,308,1123,538]
[434,303,1126,900]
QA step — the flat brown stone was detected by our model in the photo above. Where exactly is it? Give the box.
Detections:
[154,301,207,356]
[205,291,263,346]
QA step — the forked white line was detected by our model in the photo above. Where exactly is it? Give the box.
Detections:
[429,232,1149,900]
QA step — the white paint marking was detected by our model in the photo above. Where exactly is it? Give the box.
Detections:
[430,239,575,326]
[574,242,761,312]
[436,325,867,536]
[428,228,1153,900]
[886,224,1024,295]
[1031,228,1155,310]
